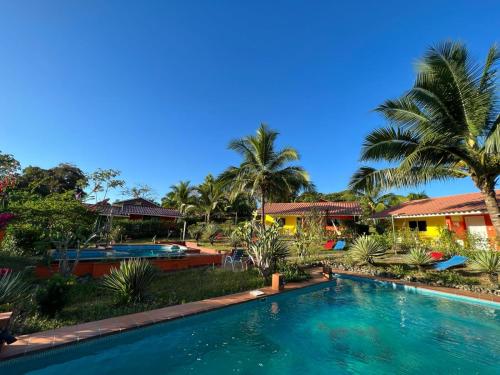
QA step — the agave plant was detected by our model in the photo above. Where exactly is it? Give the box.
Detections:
[471,251,500,287]
[246,222,289,278]
[350,235,386,265]
[101,259,156,304]
[407,247,433,272]
[0,270,28,307]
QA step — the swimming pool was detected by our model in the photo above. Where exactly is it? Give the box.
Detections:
[2,276,499,374]
[50,244,187,261]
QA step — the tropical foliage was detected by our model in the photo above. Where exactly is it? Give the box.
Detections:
[350,235,386,265]
[471,250,500,286]
[350,42,500,240]
[220,124,312,224]
[0,270,28,307]
[101,258,157,304]
[407,247,433,271]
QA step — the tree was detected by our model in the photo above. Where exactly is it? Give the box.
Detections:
[16,164,86,197]
[350,42,500,241]
[0,151,20,209]
[122,184,156,201]
[352,186,397,217]
[9,192,96,275]
[196,174,226,222]
[162,180,196,212]
[86,168,125,203]
[220,124,312,225]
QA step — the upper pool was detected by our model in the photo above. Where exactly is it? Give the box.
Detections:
[2,277,499,374]
[50,244,187,261]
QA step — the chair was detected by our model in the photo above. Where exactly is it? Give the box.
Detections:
[323,240,335,250]
[433,255,468,271]
[429,251,444,260]
[223,249,245,270]
[333,240,346,251]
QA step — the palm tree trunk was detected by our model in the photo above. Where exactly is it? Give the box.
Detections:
[261,192,266,227]
[480,186,500,246]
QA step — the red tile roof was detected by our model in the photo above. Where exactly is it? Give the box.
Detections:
[263,201,362,216]
[88,198,180,218]
[373,191,500,218]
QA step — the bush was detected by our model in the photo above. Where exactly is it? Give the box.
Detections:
[202,223,221,245]
[0,231,23,256]
[188,223,205,244]
[471,251,500,287]
[277,262,310,282]
[36,274,75,317]
[350,235,386,265]
[0,270,29,307]
[101,259,156,304]
[407,247,433,271]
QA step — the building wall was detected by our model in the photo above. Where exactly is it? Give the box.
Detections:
[394,216,446,239]
[395,214,496,244]
[266,214,356,235]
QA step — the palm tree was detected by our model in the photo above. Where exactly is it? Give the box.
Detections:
[196,174,226,222]
[350,42,500,241]
[352,186,398,217]
[220,124,312,225]
[162,180,196,214]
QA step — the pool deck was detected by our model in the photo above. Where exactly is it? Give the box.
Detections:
[1,268,499,361]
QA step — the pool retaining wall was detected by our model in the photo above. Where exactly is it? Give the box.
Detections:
[35,254,222,278]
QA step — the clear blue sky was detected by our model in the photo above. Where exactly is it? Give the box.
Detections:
[1,0,498,201]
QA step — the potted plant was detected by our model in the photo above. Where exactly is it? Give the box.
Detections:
[0,269,28,351]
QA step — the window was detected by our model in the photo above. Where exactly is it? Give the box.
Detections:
[276,218,285,227]
[409,220,427,232]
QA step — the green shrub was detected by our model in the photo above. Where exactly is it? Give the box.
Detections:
[0,231,23,256]
[277,262,310,282]
[0,270,29,307]
[202,223,221,245]
[386,264,407,278]
[36,274,75,317]
[350,235,386,265]
[101,259,156,304]
[471,251,500,287]
[421,271,480,286]
[407,247,433,271]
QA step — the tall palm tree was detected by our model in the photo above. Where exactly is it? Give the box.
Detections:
[220,124,312,225]
[350,42,500,241]
[196,174,226,222]
[162,180,196,215]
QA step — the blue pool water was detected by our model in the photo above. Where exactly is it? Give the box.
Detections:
[2,277,499,374]
[50,244,186,260]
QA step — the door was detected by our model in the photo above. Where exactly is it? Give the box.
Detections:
[464,216,489,248]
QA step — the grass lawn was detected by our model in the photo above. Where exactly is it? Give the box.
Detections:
[4,263,265,335]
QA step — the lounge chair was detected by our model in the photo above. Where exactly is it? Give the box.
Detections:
[429,251,444,260]
[323,240,335,250]
[433,255,468,271]
[333,240,346,251]
[223,249,245,270]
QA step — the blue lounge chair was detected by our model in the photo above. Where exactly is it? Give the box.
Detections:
[223,249,245,270]
[433,255,468,271]
[333,240,346,251]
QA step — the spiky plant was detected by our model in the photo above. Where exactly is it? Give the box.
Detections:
[350,42,500,243]
[471,251,500,287]
[350,235,386,265]
[407,247,433,272]
[101,259,156,304]
[0,270,28,307]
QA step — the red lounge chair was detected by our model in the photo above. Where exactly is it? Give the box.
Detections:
[323,240,335,250]
[430,252,444,260]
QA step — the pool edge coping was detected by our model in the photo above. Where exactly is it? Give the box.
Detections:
[2,268,499,362]
[331,269,500,306]
[0,269,329,362]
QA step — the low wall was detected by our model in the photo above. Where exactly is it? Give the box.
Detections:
[35,254,223,278]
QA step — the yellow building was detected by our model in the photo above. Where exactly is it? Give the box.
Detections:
[373,191,499,244]
[262,201,362,235]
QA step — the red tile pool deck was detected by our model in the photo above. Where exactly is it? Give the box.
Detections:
[1,268,498,361]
